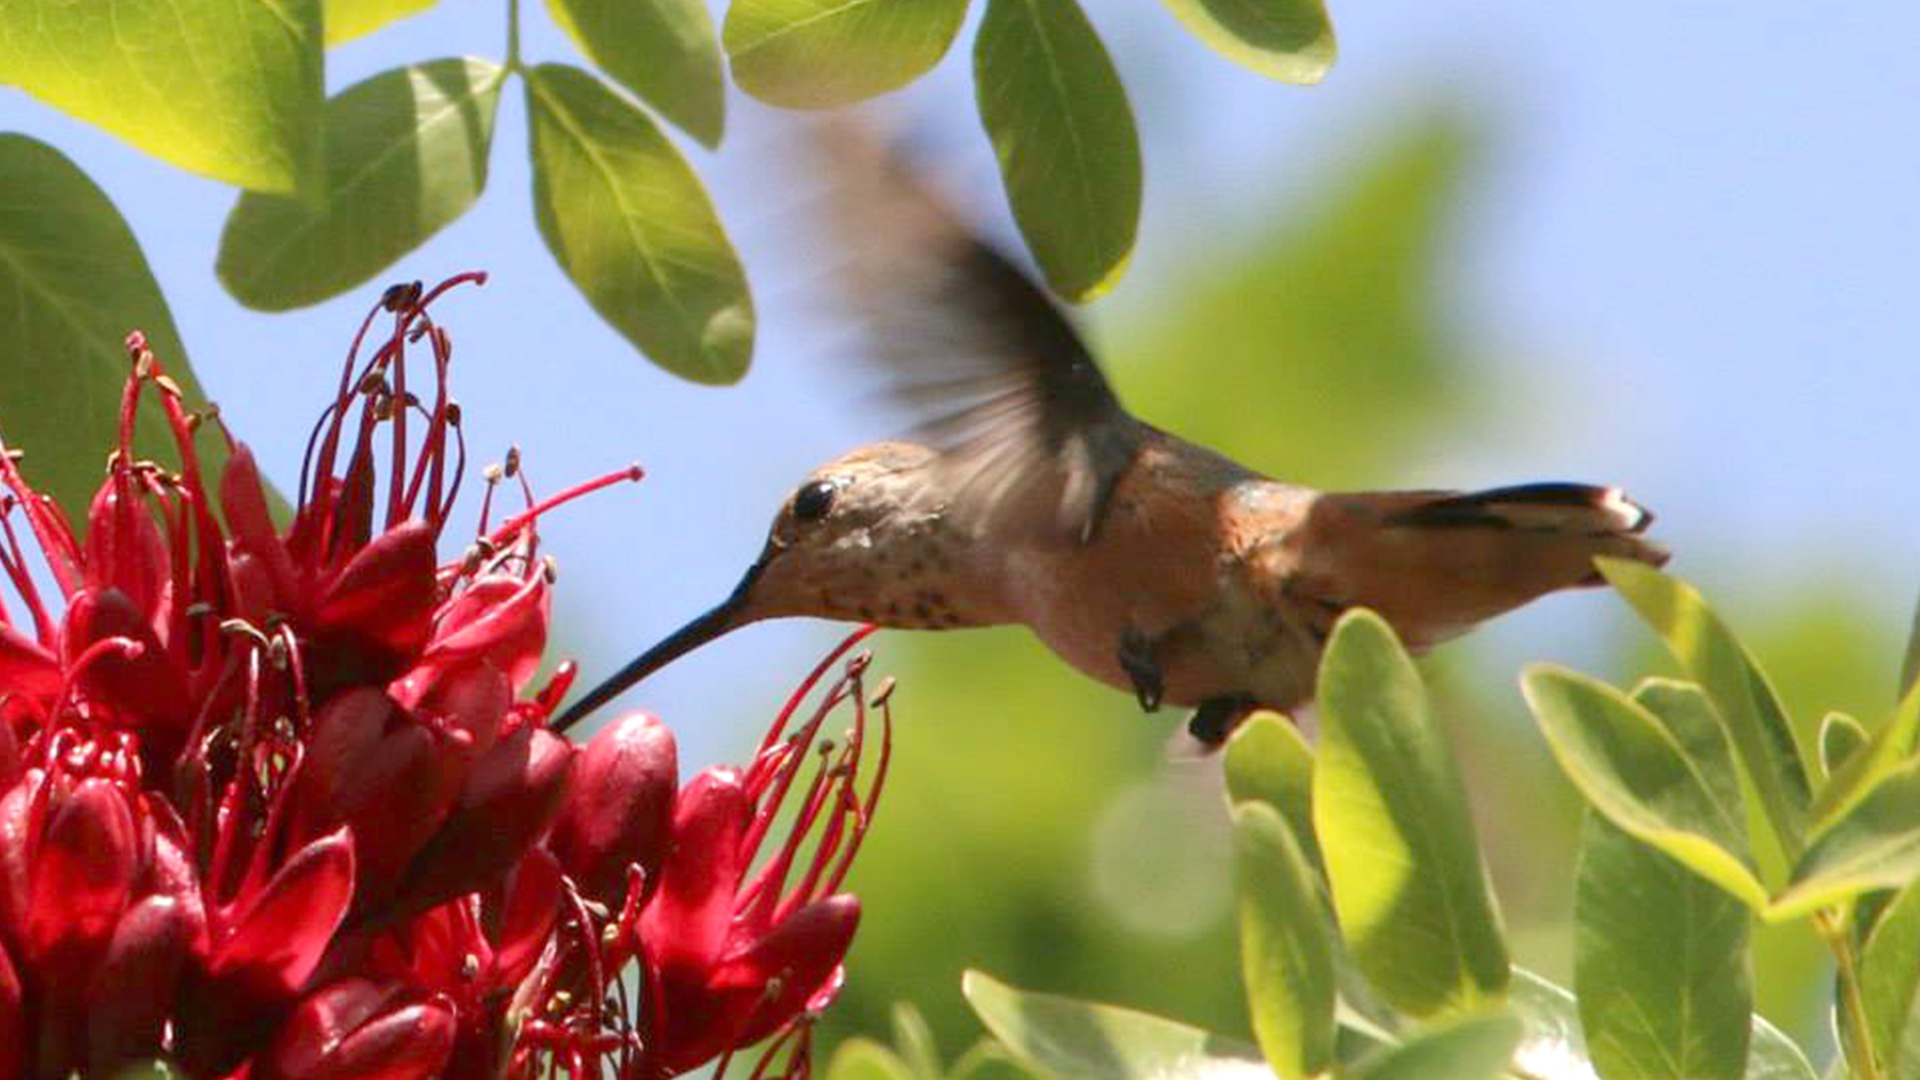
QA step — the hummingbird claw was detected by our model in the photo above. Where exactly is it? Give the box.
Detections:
[1117,630,1164,713]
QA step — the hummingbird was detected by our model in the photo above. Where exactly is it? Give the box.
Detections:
[554,129,1668,744]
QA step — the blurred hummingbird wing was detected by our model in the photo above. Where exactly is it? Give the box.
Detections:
[816,120,1139,545]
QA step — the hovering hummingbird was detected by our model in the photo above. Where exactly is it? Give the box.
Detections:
[554,129,1668,744]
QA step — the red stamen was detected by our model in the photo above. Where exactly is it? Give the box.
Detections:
[484,465,646,549]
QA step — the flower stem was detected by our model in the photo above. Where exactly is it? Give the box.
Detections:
[1817,907,1883,1080]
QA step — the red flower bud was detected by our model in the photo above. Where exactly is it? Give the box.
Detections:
[550,711,678,909]
[26,777,137,979]
[268,978,455,1080]
[84,474,169,618]
[221,444,300,610]
[87,893,195,1073]
[61,588,190,727]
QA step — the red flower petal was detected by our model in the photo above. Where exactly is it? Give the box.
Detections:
[84,475,168,618]
[210,827,356,1000]
[550,711,677,910]
[712,894,861,1050]
[0,623,61,707]
[0,770,42,945]
[0,939,23,1080]
[87,893,195,1074]
[421,572,549,693]
[313,521,438,661]
[220,444,299,607]
[269,978,456,1080]
[61,588,190,726]
[494,847,561,988]
[641,769,750,979]
[26,777,137,976]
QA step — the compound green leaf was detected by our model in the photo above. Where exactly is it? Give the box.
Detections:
[1349,1012,1521,1080]
[1772,759,1920,920]
[1158,0,1334,84]
[1598,558,1812,857]
[1576,814,1752,1080]
[725,0,968,109]
[219,58,505,311]
[525,64,754,383]
[1523,666,1768,909]
[0,136,221,520]
[1233,802,1334,1080]
[325,0,441,44]
[962,970,1262,1080]
[1222,711,1320,870]
[974,0,1140,301]
[0,0,320,193]
[549,0,724,145]
[1313,610,1509,1017]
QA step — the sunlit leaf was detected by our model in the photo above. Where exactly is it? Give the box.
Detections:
[0,0,320,193]
[974,0,1140,301]
[1348,1012,1521,1080]
[0,136,223,520]
[1599,558,1813,856]
[726,0,968,109]
[1820,712,1870,780]
[1232,803,1333,1080]
[1772,759,1920,920]
[1814,685,1920,839]
[1747,1015,1820,1080]
[549,0,724,145]
[892,1003,943,1080]
[525,64,754,383]
[962,970,1263,1080]
[950,1040,1048,1080]
[1861,884,1920,1080]
[219,58,505,311]
[829,1038,919,1080]
[1523,666,1767,909]
[1222,712,1320,870]
[1902,589,1920,702]
[1157,0,1334,84]
[1505,969,1597,1080]
[1576,813,1752,1079]
[326,0,441,44]
[1314,610,1509,1016]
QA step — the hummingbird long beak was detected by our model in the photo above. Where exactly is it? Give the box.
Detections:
[550,551,771,733]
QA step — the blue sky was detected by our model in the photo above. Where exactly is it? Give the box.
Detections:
[5,3,1916,764]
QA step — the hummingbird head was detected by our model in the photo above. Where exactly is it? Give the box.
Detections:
[553,442,998,730]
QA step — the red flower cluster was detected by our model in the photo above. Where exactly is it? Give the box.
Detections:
[0,277,890,1080]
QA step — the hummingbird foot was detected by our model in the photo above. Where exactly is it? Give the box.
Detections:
[1189,696,1258,748]
[1117,629,1164,712]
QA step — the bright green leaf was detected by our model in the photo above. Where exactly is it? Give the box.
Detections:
[1233,803,1334,1080]
[218,58,505,311]
[1522,666,1768,909]
[1860,884,1920,1080]
[1349,1012,1522,1080]
[1158,0,1334,84]
[0,136,224,520]
[549,0,724,145]
[1772,759,1920,920]
[1575,814,1752,1080]
[726,0,968,109]
[325,0,441,44]
[1506,968,1597,1080]
[525,64,754,383]
[974,0,1140,301]
[1820,712,1870,780]
[828,1039,919,1080]
[1222,711,1320,869]
[1747,1015,1820,1080]
[1902,589,1920,702]
[1814,685,1920,838]
[950,1041,1047,1080]
[0,0,320,193]
[1599,558,1813,856]
[961,970,1263,1080]
[1313,609,1509,1016]
[892,1003,943,1080]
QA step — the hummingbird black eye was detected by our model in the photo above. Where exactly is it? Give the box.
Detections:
[793,479,837,523]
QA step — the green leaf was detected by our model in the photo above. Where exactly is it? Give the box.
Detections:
[829,1039,919,1080]
[1746,1015,1820,1080]
[525,64,755,383]
[1814,686,1920,839]
[950,1041,1048,1080]
[1820,712,1870,780]
[1506,968,1597,1080]
[892,1002,943,1080]
[1232,802,1334,1080]
[325,0,442,44]
[549,0,724,146]
[0,136,223,519]
[725,0,969,109]
[1599,558,1813,856]
[1313,609,1509,1016]
[973,0,1140,301]
[1575,813,1753,1080]
[1157,0,1334,84]
[0,0,320,193]
[961,970,1263,1080]
[1222,711,1321,870]
[1861,884,1920,1080]
[1901,588,1920,702]
[1348,1012,1522,1080]
[1522,666,1768,909]
[1772,759,1920,920]
[218,58,506,311]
